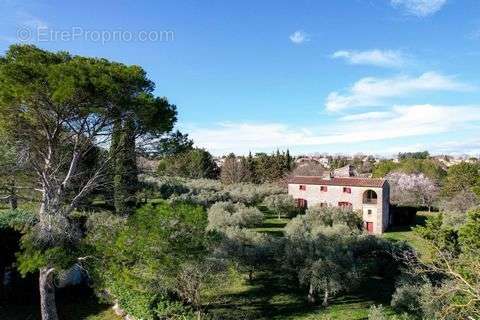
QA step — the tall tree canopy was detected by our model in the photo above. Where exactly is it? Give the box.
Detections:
[0,44,176,320]
[442,162,480,197]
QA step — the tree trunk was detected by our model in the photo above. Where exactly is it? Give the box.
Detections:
[9,194,17,210]
[307,283,316,304]
[39,267,58,320]
[322,288,329,307]
[9,180,18,210]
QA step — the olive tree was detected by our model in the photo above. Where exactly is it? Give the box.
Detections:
[285,221,361,306]
[214,227,275,281]
[283,208,403,307]
[207,201,264,231]
[263,194,297,219]
[305,205,363,230]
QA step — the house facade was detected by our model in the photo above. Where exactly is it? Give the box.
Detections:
[288,176,390,234]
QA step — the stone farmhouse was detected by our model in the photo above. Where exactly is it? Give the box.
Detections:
[288,176,390,234]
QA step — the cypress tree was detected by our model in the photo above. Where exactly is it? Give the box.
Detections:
[106,114,121,208]
[247,151,256,183]
[286,149,292,171]
[113,116,138,215]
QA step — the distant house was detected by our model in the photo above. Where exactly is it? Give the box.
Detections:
[288,176,390,234]
[332,164,356,177]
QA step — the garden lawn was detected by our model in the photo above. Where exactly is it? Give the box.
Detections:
[206,270,396,320]
[383,211,435,262]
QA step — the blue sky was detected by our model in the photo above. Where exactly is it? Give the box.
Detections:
[1,0,480,156]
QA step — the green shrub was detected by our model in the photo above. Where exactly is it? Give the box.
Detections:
[207,201,263,231]
[368,305,389,320]
[391,284,422,315]
[86,202,211,319]
[0,209,36,231]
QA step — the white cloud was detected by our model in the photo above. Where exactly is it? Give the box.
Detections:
[289,30,309,44]
[17,11,48,29]
[331,49,406,68]
[391,0,447,17]
[325,72,473,111]
[339,111,394,121]
[188,105,480,155]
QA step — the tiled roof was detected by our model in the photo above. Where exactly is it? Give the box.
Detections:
[288,176,386,188]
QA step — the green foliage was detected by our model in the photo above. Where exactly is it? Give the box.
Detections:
[283,211,407,306]
[373,159,445,181]
[113,116,139,215]
[441,162,480,197]
[252,151,291,183]
[414,213,459,254]
[0,209,79,278]
[154,298,197,319]
[0,45,175,216]
[154,130,194,157]
[390,284,422,316]
[0,209,36,231]
[289,204,363,233]
[150,176,285,207]
[158,148,219,179]
[16,237,78,277]
[398,151,430,160]
[109,283,157,319]
[225,183,284,206]
[410,210,480,319]
[86,202,213,319]
[263,194,298,219]
[0,45,176,129]
[207,201,264,231]
[458,208,480,253]
[215,227,275,281]
[372,161,401,178]
[329,156,350,170]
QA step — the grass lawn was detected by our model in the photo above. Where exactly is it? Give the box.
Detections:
[383,211,435,262]
[253,213,289,236]
[207,270,396,320]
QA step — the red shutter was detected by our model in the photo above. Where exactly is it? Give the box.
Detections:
[365,222,374,233]
[296,198,308,208]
